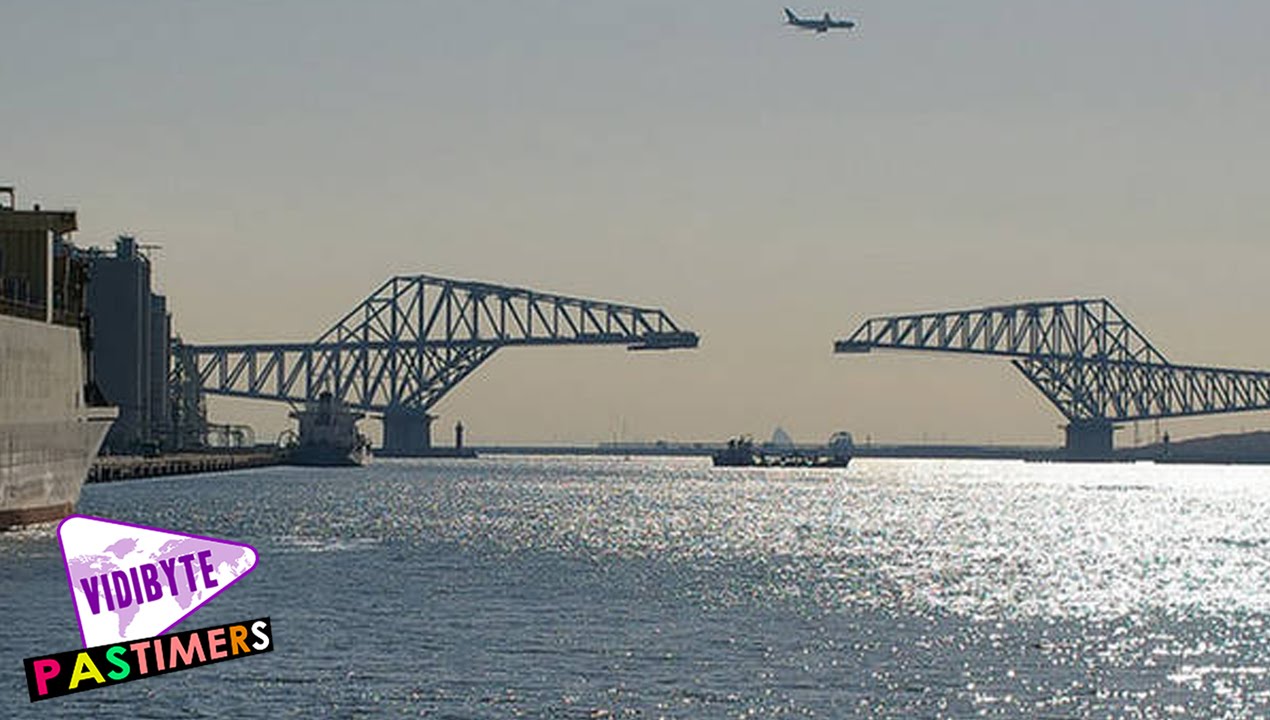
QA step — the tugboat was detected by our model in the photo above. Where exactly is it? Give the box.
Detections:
[712,432,854,468]
[284,392,372,466]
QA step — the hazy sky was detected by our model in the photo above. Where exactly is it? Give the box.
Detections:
[5,1,1270,446]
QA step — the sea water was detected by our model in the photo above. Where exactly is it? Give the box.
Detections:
[3,456,1270,717]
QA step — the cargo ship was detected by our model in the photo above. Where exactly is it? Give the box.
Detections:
[712,432,854,468]
[284,392,372,466]
[0,188,117,529]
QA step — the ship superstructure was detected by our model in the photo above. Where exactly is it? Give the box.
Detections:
[285,391,371,467]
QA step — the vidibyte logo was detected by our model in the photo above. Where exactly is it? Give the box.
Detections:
[23,515,273,701]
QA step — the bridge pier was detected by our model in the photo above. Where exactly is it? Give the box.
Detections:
[379,410,478,457]
[1064,419,1114,460]
[380,410,434,456]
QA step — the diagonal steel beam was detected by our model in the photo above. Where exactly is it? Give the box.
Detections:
[838,298,1270,424]
[178,273,699,415]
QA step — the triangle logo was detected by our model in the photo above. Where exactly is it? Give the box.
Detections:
[57,515,259,647]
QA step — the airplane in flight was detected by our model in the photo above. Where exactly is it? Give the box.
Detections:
[784,8,856,33]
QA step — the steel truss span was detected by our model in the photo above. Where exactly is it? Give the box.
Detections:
[835,298,1270,455]
[174,274,698,452]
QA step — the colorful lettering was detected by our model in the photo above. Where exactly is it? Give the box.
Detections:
[67,652,104,690]
[229,624,250,655]
[31,658,59,697]
[169,634,206,668]
[105,646,130,680]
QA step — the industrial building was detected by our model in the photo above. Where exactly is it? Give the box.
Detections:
[81,236,171,454]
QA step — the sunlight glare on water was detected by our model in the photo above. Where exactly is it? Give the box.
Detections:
[351,457,1270,621]
[4,456,1270,717]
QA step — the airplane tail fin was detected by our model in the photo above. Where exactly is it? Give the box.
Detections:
[784,8,798,23]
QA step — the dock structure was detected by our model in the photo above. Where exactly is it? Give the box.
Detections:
[88,450,281,483]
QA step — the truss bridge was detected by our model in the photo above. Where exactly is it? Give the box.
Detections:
[836,298,1270,457]
[173,274,698,455]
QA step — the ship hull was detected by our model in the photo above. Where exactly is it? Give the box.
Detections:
[0,501,74,528]
[285,443,372,467]
[711,454,852,468]
[0,314,115,529]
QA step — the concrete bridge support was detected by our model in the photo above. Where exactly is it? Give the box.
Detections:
[381,410,434,456]
[1064,419,1114,460]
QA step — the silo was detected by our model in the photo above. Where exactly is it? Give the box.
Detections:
[85,236,151,453]
[148,293,170,448]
